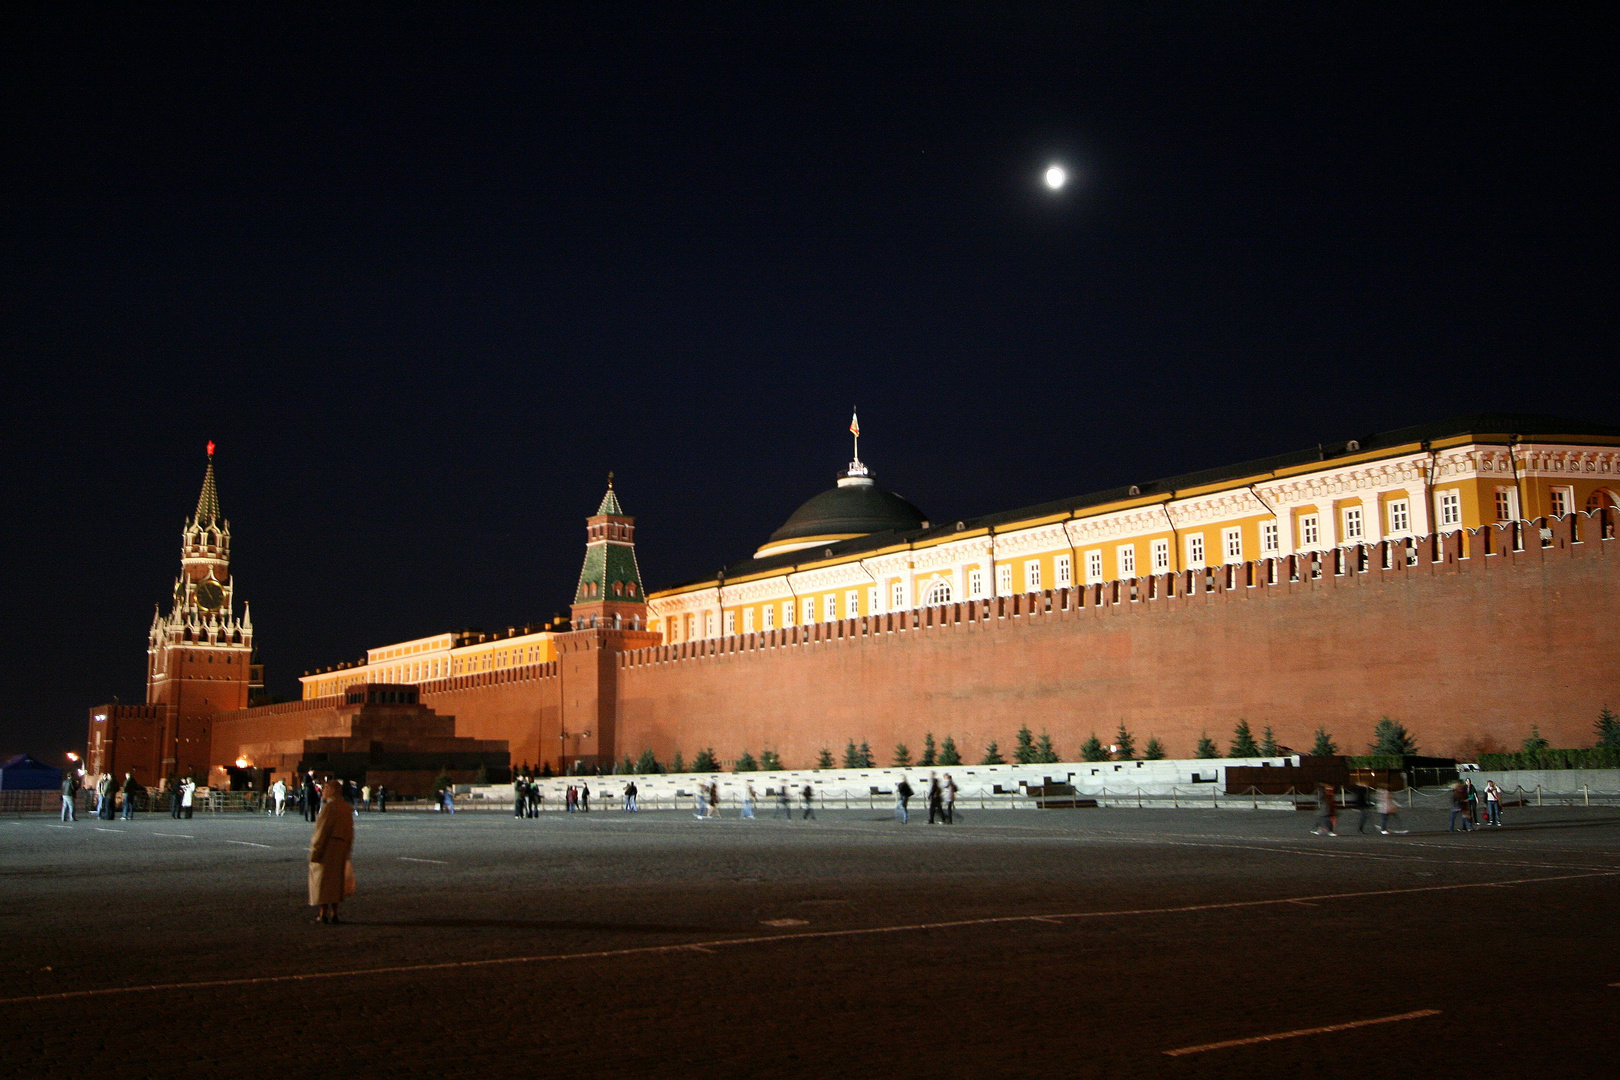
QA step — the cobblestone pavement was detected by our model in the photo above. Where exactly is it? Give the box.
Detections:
[3,804,1616,1076]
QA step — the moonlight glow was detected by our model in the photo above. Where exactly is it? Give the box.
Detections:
[1044,164,1067,190]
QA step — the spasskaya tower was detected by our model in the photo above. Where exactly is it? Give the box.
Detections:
[139,443,255,782]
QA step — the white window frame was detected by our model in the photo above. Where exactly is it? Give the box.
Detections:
[1024,559,1041,592]
[845,590,860,618]
[762,604,774,630]
[1548,486,1572,518]
[1299,515,1319,548]
[868,586,879,614]
[1118,544,1136,578]
[1086,550,1103,583]
[996,564,1013,596]
[1494,487,1520,522]
[1055,553,1072,587]
[1151,537,1171,571]
[1223,527,1243,563]
[891,581,906,610]
[1260,521,1279,555]
[742,608,754,633]
[803,597,816,625]
[923,579,953,605]
[968,568,984,599]
[781,602,793,628]
[1342,506,1363,541]
[1387,498,1410,535]
[724,610,736,635]
[1438,489,1461,528]
[705,611,716,638]
[824,594,838,622]
[1186,533,1206,569]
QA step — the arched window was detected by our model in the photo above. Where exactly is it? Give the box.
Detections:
[1587,488,1617,511]
[924,579,953,605]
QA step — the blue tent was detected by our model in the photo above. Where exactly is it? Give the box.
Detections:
[0,754,63,791]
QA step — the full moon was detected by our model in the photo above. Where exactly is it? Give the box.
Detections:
[1044,164,1067,190]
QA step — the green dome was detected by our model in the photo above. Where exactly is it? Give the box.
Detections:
[760,474,927,555]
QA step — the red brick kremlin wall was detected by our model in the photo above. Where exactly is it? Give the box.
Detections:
[612,514,1620,766]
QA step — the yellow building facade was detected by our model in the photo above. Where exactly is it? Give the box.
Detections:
[300,627,562,700]
[647,417,1620,642]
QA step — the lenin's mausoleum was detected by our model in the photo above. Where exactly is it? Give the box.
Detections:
[90,414,1620,793]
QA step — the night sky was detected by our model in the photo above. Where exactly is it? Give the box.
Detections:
[3,7,1614,760]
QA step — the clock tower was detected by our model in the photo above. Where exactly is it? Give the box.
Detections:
[143,443,254,784]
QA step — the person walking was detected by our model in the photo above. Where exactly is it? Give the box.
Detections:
[303,774,320,822]
[801,783,815,820]
[1347,783,1370,834]
[943,774,957,824]
[60,769,78,822]
[927,773,943,824]
[895,776,913,824]
[180,777,196,819]
[1485,779,1503,827]
[121,772,141,819]
[740,783,756,820]
[1376,786,1404,834]
[95,772,112,819]
[361,784,371,812]
[1313,783,1338,836]
[271,778,286,816]
[624,781,639,813]
[377,786,387,813]
[308,779,356,925]
[514,776,527,818]
[707,781,719,819]
[1448,780,1473,832]
[773,785,792,819]
[169,778,184,819]
[1465,779,1480,828]
[579,782,590,813]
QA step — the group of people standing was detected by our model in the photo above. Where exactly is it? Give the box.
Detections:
[513,776,546,816]
[564,783,591,812]
[69,771,147,821]
[1315,783,1404,835]
[1449,777,1503,831]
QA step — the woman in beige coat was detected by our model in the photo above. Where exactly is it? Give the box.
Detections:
[308,779,355,923]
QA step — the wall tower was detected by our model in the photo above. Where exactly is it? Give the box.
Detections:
[570,474,648,630]
[139,443,254,783]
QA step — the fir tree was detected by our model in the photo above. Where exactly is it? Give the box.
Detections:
[981,741,1006,765]
[432,767,452,793]
[1521,726,1550,753]
[816,747,835,769]
[1035,731,1060,763]
[635,748,661,775]
[1113,722,1136,761]
[758,749,783,771]
[842,740,862,768]
[692,747,719,773]
[1013,725,1037,764]
[1370,716,1418,757]
[1595,706,1620,749]
[670,750,685,774]
[857,741,875,768]
[1229,719,1260,758]
[1260,726,1279,757]
[892,743,912,767]
[1081,733,1109,762]
[937,736,962,766]
[919,733,937,767]
[1144,736,1166,760]
[617,756,635,775]
[734,750,758,772]
[1195,733,1220,759]
[1310,726,1338,756]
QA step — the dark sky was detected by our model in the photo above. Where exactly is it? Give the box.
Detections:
[3,6,1614,759]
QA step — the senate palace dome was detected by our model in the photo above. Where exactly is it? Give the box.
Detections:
[754,430,929,559]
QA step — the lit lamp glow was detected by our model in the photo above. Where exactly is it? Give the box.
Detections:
[1044,164,1067,190]
[235,757,250,769]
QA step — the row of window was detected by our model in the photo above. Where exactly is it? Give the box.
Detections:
[665,485,1603,641]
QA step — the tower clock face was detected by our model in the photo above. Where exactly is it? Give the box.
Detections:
[194,580,225,611]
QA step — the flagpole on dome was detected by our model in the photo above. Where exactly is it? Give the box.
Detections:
[848,408,866,477]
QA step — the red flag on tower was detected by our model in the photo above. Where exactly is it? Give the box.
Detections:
[850,411,860,438]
